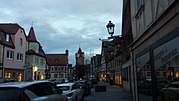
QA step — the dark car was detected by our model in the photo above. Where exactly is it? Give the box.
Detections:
[0,78,16,83]
[138,79,152,94]
[0,80,67,101]
[52,78,69,84]
[89,77,98,84]
[75,80,91,96]
[160,81,179,101]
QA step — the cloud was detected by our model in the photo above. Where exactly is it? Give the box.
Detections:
[0,0,123,65]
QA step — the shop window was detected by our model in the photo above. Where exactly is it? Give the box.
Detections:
[175,72,179,78]
[5,72,11,78]
[18,73,22,81]
[122,68,128,81]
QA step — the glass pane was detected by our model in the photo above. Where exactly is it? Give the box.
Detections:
[0,88,21,101]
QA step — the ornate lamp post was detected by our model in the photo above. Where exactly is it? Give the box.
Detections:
[106,21,115,37]
[106,20,116,84]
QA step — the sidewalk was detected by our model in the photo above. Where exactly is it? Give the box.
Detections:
[85,81,133,101]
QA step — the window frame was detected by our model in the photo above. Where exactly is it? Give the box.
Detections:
[19,38,23,46]
[5,33,10,42]
[17,53,23,61]
[6,50,14,60]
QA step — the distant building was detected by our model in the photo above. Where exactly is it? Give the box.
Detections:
[75,47,84,65]
[75,47,85,79]
[46,50,69,79]
[25,26,46,81]
[0,23,27,81]
[91,54,101,81]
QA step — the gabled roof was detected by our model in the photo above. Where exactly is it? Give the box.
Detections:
[27,27,38,42]
[0,23,23,34]
[46,54,68,66]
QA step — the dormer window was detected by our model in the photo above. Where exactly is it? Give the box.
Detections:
[6,33,10,42]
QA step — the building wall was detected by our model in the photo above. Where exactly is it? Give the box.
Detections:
[3,28,27,81]
[130,0,178,101]
[28,42,39,53]
[131,0,175,42]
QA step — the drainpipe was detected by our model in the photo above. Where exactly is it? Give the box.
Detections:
[2,45,5,78]
[131,47,137,101]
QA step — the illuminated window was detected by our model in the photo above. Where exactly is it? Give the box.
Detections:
[5,72,11,78]
[176,72,179,78]
[18,73,22,81]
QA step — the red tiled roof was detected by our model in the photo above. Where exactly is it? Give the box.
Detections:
[27,27,38,42]
[0,23,23,34]
[46,54,68,66]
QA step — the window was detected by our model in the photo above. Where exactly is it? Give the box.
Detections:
[6,50,14,59]
[17,53,23,61]
[40,59,44,66]
[5,34,10,42]
[54,74,58,78]
[19,38,23,46]
[61,67,64,70]
[5,72,11,78]
[35,57,39,65]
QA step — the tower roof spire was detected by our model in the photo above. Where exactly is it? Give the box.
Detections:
[27,26,38,42]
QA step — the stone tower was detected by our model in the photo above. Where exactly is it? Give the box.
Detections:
[75,47,84,65]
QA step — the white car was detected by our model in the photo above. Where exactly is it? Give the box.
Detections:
[57,83,84,101]
[0,80,67,101]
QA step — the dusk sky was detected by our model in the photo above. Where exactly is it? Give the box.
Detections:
[0,0,123,65]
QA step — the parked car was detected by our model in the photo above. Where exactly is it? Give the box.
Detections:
[0,78,16,83]
[75,80,91,96]
[138,79,152,95]
[53,78,69,84]
[160,81,179,101]
[0,80,67,101]
[89,77,98,84]
[56,82,84,101]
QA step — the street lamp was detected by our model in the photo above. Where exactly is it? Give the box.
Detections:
[106,21,115,37]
